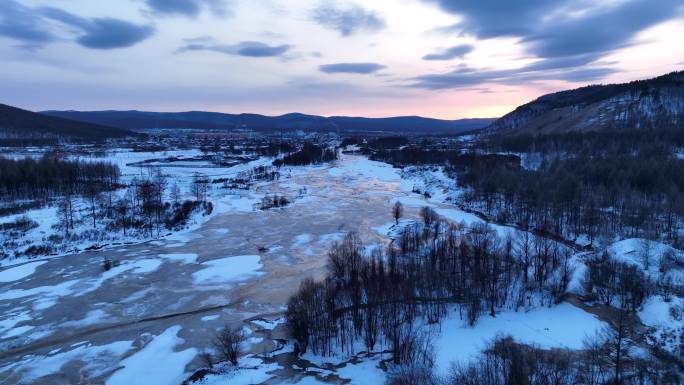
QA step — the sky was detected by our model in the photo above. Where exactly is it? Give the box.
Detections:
[1,0,683,119]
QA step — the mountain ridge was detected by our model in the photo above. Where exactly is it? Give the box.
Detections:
[40,110,496,134]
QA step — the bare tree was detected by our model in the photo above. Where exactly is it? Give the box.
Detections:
[57,191,75,237]
[515,225,533,285]
[420,206,438,228]
[115,190,133,236]
[170,184,181,205]
[582,310,635,385]
[192,172,209,202]
[151,167,167,235]
[639,238,652,271]
[214,326,245,366]
[137,180,156,236]
[393,201,404,225]
[605,310,635,385]
[85,182,102,229]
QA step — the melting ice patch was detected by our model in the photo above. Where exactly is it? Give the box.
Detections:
[250,317,285,330]
[390,196,433,208]
[318,233,345,244]
[62,309,108,328]
[131,259,163,274]
[292,233,313,248]
[159,253,198,264]
[0,310,33,338]
[0,279,79,303]
[78,259,163,296]
[192,255,263,285]
[216,194,261,213]
[3,340,133,383]
[0,260,47,283]
[106,326,196,385]
[328,156,401,184]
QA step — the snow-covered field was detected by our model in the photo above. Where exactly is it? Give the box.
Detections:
[0,149,273,266]
[1,150,681,385]
[433,303,606,374]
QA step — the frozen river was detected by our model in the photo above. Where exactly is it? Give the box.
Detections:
[0,153,468,384]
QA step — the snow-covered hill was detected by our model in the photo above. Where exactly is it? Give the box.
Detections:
[488,71,684,134]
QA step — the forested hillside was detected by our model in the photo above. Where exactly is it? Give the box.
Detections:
[488,71,684,134]
[0,103,135,142]
[366,73,684,247]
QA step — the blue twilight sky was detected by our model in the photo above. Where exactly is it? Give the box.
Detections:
[1,0,683,119]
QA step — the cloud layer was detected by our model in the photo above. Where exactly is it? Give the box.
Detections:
[411,62,617,90]
[178,39,291,57]
[0,1,54,46]
[311,2,385,36]
[0,0,154,50]
[415,0,684,88]
[145,0,228,18]
[423,44,474,61]
[319,62,386,74]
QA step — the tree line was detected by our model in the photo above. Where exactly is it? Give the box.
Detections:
[273,142,338,166]
[30,168,212,258]
[213,165,280,190]
[367,135,684,246]
[0,154,119,201]
[450,148,684,246]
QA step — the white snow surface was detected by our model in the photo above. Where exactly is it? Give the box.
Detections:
[434,208,484,226]
[292,233,313,248]
[0,310,32,339]
[62,309,109,328]
[638,295,684,355]
[0,261,47,282]
[607,238,684,281]
[335,355,387,385]
[159,253,198,264]
[433,303,607,374]
[192,255,263,285]
[0,279,79,302]
[79,258,163,295]
[639,295,683,327]
[328,157,402,184]
[2,340,133,383]
[198,356,279,385]
[250,317,285,330]
[106,325,196,385]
